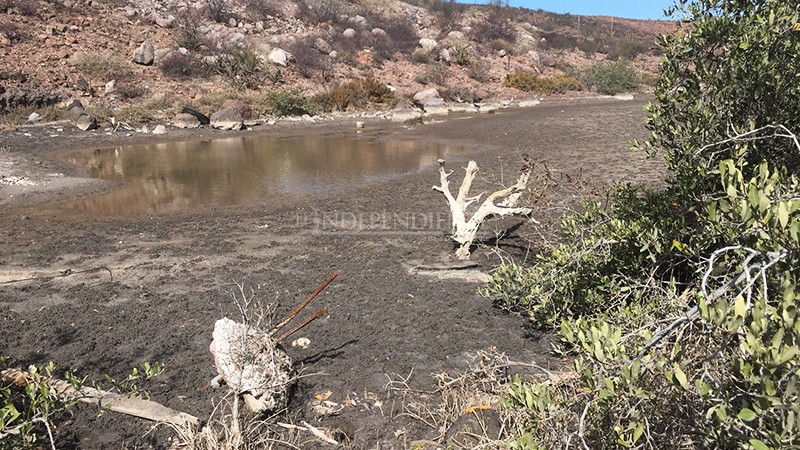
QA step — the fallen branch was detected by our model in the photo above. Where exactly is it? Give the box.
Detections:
[1,368,198,428]
[433,159,537,260]
[0,266,113,285]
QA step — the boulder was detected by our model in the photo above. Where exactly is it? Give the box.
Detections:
[527,50,540,65]
[104,80,116,94]
[413,88,442,106]
[439,48,451,63]
[519,99,541,108]
[419,38,438,52]
[180,106,210,124]
[154,16,175,28]
[152,124,167,135]
[210,107,244,130]
[371,28,386,37]
[220,99,256,120]
[268,47,293,66]
[351,15,367,26]
[343,28,356,38]
[173,112,201,128]
[133,41,154,65]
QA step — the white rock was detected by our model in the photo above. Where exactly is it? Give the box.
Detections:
[391,110,423,123]
[343,28,356,38]
[152,124,167,135]
[268,48,293,66]
[419,38,438,52]
[519,99,541,108]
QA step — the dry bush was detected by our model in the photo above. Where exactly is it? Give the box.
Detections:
[410,48,434,64]
[0,0,38,16]
[466,58,492,83]
[0,20,21,43]
[538,31,578,51]
[439,86,473,103]
[312,77,395,111]
[242,0,282,21]
[160,52,207,78]
[305,0,356,25]
[607,34,651,60]
[174,10,211,52]
[72,51,132,80]
[285,36,333,80]
[367,13,419,63]
[426,0,465,31]
[471,9,516,44]
[415,63,449,86]
[115,81,147,100]
[204,0,236,24]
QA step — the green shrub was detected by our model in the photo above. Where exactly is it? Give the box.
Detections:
[450,42,470,66]
[582,61,638,95]
[266,88,315,116]
[486,1,800,448]
[503,72,582,94]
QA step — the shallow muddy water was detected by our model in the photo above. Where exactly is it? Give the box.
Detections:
[58,133,462,215]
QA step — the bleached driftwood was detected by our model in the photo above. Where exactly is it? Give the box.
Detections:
[433,159,536,260]
[0,368,199,428]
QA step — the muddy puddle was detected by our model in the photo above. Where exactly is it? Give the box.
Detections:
[57,133,462,215]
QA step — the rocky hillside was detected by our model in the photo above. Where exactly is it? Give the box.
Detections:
[0,0,677,126]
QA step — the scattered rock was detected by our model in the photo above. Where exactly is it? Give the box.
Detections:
[329,50,338,58]
[413,87,442,106]
[419,38,438,52]
[473,88,489,102]
[133,41,154,65]
[104,80,116,94]
[210,107,244,130]
[439,48,451,63]
[343,28,356,38]
[26,112,41,124]
[268,47,293,66]
[75,114,98,131]
[527,50,541,65]
[519,99,540,108]
[478,104,499,114]
[391,109,423,123]
[314,37,331,54]
[180,106,210,125]
[351,15,367,27]
[154,16,175,28]
[152,124,167,135]
[153,48,173,64]
[447,30,465,41]
[498,49,507,57]
[173,113,201,128]
[371,27,386,37]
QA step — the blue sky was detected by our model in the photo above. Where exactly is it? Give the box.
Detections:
[461,1,678,20]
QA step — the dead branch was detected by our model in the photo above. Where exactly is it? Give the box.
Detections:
[274,307,329,344]
[270,272,338,336]
[0,368,198,428]
[0,266,113,285]
[433,160,538,260]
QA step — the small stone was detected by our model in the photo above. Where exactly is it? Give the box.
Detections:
[152,124,167,135]
[342,28,356,38]
[26,112,41,124]
[75,114,98,131]
[173,113,201,128]
[104,80,116,94]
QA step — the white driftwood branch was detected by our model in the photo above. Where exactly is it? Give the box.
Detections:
[433,159,537,260]
[0,368,199,428]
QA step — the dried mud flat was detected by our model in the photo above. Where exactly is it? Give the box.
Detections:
[0,97,665,449]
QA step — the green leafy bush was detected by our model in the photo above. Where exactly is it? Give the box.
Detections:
[266,88,315,116]
[503,72,582,94]
[450,42,470,66]
[485,1,800,448]
[581,61,638,95]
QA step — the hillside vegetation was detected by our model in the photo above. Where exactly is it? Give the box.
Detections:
[0,0,673,124]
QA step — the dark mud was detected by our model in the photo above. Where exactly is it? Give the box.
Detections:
[0,97,665,449]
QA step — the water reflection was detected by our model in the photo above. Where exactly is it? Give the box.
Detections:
[60,134,460,215]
